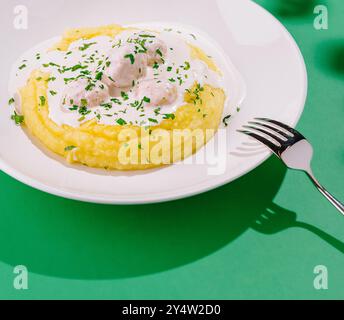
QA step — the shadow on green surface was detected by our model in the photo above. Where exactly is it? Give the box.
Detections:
[259,0,318,18]
[278,0,316,17]
[315,40,344,79]
[252,203,344,254]
[0,157,286,280]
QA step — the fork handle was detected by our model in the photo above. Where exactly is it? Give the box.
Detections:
[306,170,344,215]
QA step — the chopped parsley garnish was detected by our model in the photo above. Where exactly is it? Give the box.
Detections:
[80,70,91,76]
[19,64,27,70]
[143,96,151,103]
[130,96,150,110]
[79,42,97,51]
[70,64,83,71]
[222,115,231,127]
[100,103,112,110]
[189,84,204,105]
[39,96,46,106]
[190,34,197,40]
[49,90,57,96]
[95,71,103,80]
[148,118,158,124]
[127,36,148,54]
[85,82,96,91]
[49,62,61,68]
[116,118,127,126]
[121,91,129,101]
[124,54,135,65]
[156,49,163,57]
[78,106,91,116]
[111,98,122,105]
[167,66,173,72]
[64,77,75,84]
[139,34,156,38]
[163,113,176,120]
[112,39,122,48]
[152,62,159,69]
[108,76,115,83]
[8,98,15,105]
[183,61,191,70]
[11,111,24,125]
[80,99,88,107]
[64,146,76,151]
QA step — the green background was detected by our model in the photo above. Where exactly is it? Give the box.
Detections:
[0,0,343,299]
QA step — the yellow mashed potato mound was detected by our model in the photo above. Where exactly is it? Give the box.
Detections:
[20,25,226,170]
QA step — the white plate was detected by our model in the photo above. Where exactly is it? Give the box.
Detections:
[0,0,307,204]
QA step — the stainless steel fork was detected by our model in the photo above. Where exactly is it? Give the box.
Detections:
[238,118,344,215]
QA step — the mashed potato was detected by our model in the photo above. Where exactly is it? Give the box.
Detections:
[19,25,226,170]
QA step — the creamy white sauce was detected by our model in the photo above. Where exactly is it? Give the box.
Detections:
[9,24,246,128]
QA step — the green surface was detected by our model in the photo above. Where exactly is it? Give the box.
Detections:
[0,0,344,299]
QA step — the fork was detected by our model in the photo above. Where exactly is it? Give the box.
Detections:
[238,118,344,215]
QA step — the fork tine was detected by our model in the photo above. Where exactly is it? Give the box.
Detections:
[237,130,280,154]
[255,118,302,137]
[243,125,284,144]
[248,121,292,139]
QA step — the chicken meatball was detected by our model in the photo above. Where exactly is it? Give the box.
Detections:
[62,78,109,109]
[103,45,148,88]
[145,37,168,65]
[135,79,177,106]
